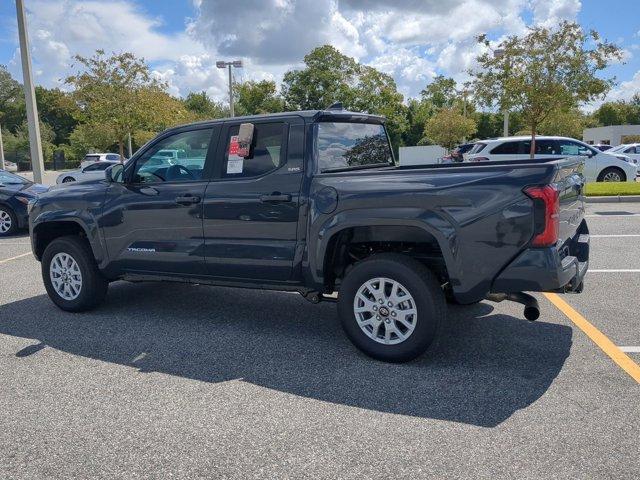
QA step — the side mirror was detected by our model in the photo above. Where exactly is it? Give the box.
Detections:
[237,123,255,158]
[105,163,124,183]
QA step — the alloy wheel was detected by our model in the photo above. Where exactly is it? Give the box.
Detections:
[50,252,83,300]
[0,210,12,233]
[353,277,418,345]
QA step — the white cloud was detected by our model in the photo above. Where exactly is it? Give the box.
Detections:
[604,70,640,103]
[5,0,602,103]
[10,0,205,87]
[530,0,581,27]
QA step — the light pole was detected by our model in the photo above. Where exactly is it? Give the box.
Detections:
[15,0,45,183]
[493,48,509,137]
[216,60,243,117]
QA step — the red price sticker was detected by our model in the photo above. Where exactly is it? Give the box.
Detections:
[229,135,240,156]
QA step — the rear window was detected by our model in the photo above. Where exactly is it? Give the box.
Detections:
[105,154,120,161]
[84,155,100,162]
[317,122,392,172]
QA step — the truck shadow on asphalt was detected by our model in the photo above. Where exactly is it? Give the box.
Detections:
[0,281,572,428]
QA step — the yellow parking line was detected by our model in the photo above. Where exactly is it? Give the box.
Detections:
[0,252,32,265]
[544,293,640,384]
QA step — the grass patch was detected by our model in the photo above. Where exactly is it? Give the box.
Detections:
[585,181,640,197]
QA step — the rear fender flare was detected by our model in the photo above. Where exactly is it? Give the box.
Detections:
[308,207,460,289]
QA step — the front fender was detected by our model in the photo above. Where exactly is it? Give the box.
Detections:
[30,208,107,266]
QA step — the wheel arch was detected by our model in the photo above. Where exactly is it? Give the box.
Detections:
[32,219,102,262]
[313,212,458,292]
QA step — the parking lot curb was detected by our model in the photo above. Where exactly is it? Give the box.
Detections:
[586,195,640,203]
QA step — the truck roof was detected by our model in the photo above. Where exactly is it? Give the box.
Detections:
[166,108,386,134]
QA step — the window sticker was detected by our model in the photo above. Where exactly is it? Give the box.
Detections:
[227,158,243,174]
[227,135,244,174]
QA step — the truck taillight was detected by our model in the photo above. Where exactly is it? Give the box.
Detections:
[524,185,559,247]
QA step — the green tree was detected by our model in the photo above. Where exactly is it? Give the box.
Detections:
[0,65,24,133]
[234,80,284,116]
[184,91,227,119]
[423,108,477,150]
[471,21,622,157]
[403,98,435,146]
[593,100,640,126]
[65,50,188,158]
[282,45,407,149]
[420,75,458,109]
[35,87,80,145]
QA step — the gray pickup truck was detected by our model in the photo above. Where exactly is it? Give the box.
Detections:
[29,106,589,362]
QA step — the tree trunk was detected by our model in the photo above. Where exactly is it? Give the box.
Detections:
[530,125,536,159]
[118,140,125,162]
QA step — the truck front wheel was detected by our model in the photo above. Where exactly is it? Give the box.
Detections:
[42,236,108,312]
[338,253,445,363]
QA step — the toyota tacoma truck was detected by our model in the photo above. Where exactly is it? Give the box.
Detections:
[29,106,589,362]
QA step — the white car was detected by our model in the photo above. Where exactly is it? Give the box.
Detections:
[80,153,122,168]
[465,136,637,182]
[2,161,17,172]
[607,143,640,164]
[56,161,116,184]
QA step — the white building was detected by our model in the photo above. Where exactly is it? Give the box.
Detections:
[582,125,640,146]
[399,145,448,166]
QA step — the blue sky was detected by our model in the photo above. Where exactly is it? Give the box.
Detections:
[0,0,639,105]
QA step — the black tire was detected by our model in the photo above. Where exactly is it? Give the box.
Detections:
[41,236,108,312]
[0,205,18,237]
[62,176,75,183]
[597,167,626,182]
[338,253,446,363]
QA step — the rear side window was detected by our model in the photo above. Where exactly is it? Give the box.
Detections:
[534,140,559,155]
[317,122,392,172]
[490,141,520,155]
[223,122,285,178]
[84,155,100,162]
[105,154,120,161]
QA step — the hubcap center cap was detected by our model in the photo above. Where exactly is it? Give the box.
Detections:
[378,306,390,317]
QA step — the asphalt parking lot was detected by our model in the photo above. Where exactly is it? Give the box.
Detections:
[1,202,639,479]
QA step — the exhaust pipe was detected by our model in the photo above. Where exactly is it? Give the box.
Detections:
[485,292,540,321]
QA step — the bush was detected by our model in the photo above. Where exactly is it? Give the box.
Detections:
[585,182,640,196]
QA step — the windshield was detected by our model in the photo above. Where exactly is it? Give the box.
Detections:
[608,144,627,153]
[317,122,393,172]
[468,142,487,154]
[0,170,29,185]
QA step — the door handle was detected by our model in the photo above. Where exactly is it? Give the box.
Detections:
[175,195,201,205]
[260,193,292,203]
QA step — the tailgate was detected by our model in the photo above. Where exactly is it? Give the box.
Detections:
[553,160,585,246]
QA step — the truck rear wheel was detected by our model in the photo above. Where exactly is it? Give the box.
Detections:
[338,253,445,363]
[42,236,108,312]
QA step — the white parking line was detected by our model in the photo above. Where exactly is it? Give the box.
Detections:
[590,235,640,238]
[585,214,640,217]
[619,346,640,353]
[588,269,640,273]
[0,252,32,265]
